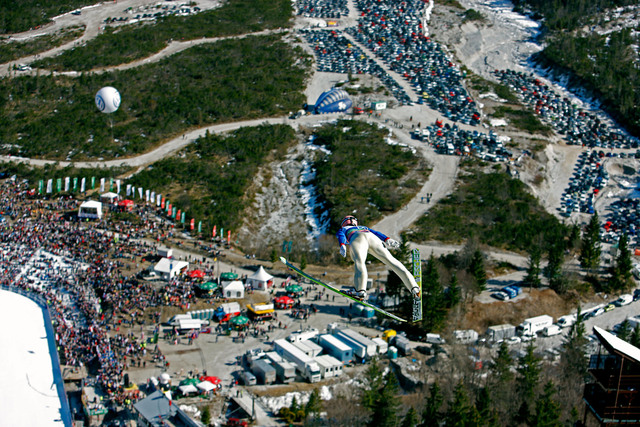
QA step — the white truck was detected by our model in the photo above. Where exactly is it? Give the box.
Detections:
[287,328,319,342]
[543,325,562,337]
[517,315,553,337]
[274,339,321,383]
[556,314,577,328]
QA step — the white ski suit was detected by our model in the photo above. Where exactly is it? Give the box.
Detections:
[336,225,418,294]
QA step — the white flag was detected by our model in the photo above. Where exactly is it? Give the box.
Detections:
[116,179,121,194]
[46,179,53,194]
[100,178,105,193]
[156,194,161,206]
[126,184,131,196]
[138,187,143,199]
[145,189,150,202]
[151,191,155,203]
[80,177,86,193]
[64,177,70,192]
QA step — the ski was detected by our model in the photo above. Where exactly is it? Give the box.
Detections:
[280,257,407,323]
[411,248,422,323]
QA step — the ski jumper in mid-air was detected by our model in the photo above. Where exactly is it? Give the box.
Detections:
[336,215,421,301]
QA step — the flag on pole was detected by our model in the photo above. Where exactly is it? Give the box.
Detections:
[197,221,202,233]
[190,218,195,230]
[221,228,224,239]
[73,177,77,191]
[145,189,150,202]
[64,177,70,192]
[56,178,62,192]
[109,178,113,191]
[100,178,105,192]
[81,177,86,193]
[151,191,155,203]
[138,187,143,199]
[161,198,165,209]
[172,207,177,218]
[116,179,121,194]
[181,212,186,224]
[157,194,161,207]
[91,176,95,189]
[227,230,231,244]
[126,184,131,196]
[177,209,181,221]
[47,179,53,193]
[38,180,43,194]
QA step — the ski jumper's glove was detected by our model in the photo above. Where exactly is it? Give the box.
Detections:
[385,238,400,250]
[339,244,347,258]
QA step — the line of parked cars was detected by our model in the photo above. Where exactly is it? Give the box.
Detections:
[490,284,522,301]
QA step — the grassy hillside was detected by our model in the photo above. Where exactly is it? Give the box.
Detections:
[408,171,569,252]
[32,0,293,71]
[0,35,310,160]
[311,120,429,230]
[127,124,297,233]
[0,0,94,34]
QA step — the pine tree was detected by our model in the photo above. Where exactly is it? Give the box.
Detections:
[545,242,566,293]
[524,246,542,288]
[631,325,640,348]
[467,250,487,291]
[421,256,446,331]
[270,248,278,264]
[305,388,322,421]
[361,358,384,410]
[401,407,418,427]
[610,232,633,291]
[366,371,400,427]
[487,341,515,420]
[531,381,562,427]
[446,381,470,426]
[420,382,443,427]
[300,253,307,271]
[515,342,542,425]
[579,212,601,273]
[475,388,499,427]
[616,319,631,342]
[444,273,461,308]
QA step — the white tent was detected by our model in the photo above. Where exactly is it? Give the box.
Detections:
[247,266,274,291]
[100,192,119,204]
[196,381,215,393]
[78,200,103,220]
[153,257,189,280]
[223,280,244,299]
[178,384,198,395]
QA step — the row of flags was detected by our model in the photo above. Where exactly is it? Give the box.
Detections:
[37,176,232,244]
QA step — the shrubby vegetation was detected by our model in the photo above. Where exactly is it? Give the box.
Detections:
[536,30,640,136]
[310,120,429,230]
[0,0,94,34]
[32,0,292,71]
[127,124,297,233]
[0,26,85,64]
[0,161,128,183]
[408,172,569,252]
[0,35,309,160]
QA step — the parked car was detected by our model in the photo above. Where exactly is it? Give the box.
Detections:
[491,291,510,301]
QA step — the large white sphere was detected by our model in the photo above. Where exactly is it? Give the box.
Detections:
[95,86,121,114]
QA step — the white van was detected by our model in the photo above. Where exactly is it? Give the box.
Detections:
[614,294,633,307]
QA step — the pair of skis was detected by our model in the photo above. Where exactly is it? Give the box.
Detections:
[280,249,422,323]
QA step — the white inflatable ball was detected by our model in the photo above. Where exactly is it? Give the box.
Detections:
[95,86,121,114]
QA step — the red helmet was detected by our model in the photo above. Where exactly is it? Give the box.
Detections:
[340,215,358,227]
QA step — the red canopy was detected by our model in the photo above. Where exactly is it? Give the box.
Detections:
[187,269,205,279]
[118,199,134,207]
[200,376,221,385]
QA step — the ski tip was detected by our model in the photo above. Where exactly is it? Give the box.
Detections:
[279,256,287,264]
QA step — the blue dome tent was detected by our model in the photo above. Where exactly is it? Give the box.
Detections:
[312,88,352,114]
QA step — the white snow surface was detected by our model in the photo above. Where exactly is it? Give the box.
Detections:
[0,289,66,426]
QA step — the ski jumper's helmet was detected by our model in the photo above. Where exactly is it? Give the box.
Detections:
[340,215,358,227]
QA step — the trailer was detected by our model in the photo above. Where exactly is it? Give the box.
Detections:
[292,340,322,358]
[517,315,553,336]
[264,352,296,383]
[486,324,516,342]
[371,337,388,355]
[214,302,241,322]
[287,328,319,342]
[251,359,276,385]
[318,334,353,363]
[314,355,343,379]
[246,303,275,321]
[273,339,321,383]
[333,329,377,359]
[392,335,412,356]
[454,329,479,344]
